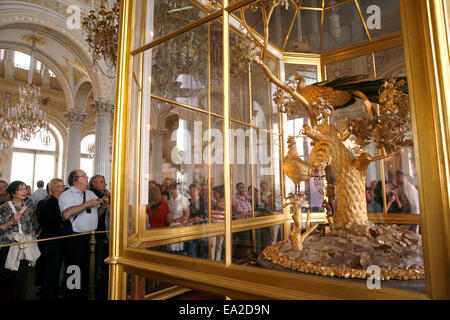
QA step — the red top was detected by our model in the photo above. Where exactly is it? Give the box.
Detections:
[146,201,170,228]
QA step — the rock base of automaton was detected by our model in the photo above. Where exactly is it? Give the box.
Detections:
[262,224,425,281]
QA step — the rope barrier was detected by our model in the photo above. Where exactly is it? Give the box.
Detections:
[0,230,110,248]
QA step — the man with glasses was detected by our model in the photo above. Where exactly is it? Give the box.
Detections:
[89,174,110,300]
[58,169,102,300]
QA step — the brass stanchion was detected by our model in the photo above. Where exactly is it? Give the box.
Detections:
[89,231,96,300]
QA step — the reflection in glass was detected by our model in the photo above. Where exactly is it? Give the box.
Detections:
[267,3,297,50]
[283,116,324,211]
[210,116,224,224]
[251,60,279,133]
[209,233,225,262]
[383,147,420,215]
[365,148,383,213]
[375,46,406,77]
[230,122,252,220]
[232,225,284,265]
[284,63,318,85]
[147,236,212,261]
[146,186,171,229]
[152,0,206,41]
[148,104,208,196]
[325,54,374,79]
[230,31,250,123]
[151,24,208,111]
[300,0,323,8]
[322,1,368,52]
[127,64,141,238]
[285,9,321,53]
[357,0,401,39]
[252,131,283,215]
[133,0,146,50]
[126,273,188,300]
[210,22,223,115]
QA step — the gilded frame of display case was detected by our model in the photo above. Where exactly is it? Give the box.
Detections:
[107,0,450,300]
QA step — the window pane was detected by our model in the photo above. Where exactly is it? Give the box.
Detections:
[232,224,284,265]
[80,157,94,179]
[14,51,30,69]
[283,116,324,212]
[14,132,56,152]
[11,152,34,186]
[383,147,420,214]
[34,154,55,189]
[81,134,95,154]
[150,22,208,111]
[230,29,250,124]
[230,122,252,220]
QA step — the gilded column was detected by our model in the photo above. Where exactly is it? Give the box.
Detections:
[91,100,114,185]
[64,109,88,178]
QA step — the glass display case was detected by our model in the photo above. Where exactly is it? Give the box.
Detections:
[108,0,450,299]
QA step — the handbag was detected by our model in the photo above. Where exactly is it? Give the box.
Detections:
[5,201,41,270]
[60,218,75,235]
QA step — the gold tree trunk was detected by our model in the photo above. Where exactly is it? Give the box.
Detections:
[332,163,368,228]
[304,124,369,231]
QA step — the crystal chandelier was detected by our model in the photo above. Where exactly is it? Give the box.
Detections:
[82,0,120,77]
[0,35,50,150]
[0,93,19,150]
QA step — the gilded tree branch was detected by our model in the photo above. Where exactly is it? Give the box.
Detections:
[256,61,318,126]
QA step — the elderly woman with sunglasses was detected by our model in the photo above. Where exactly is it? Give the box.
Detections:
[0,180,39,300]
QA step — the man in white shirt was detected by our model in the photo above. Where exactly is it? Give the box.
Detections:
[59,169,102,300]
[30,180,48,209]
[167,183,189,254]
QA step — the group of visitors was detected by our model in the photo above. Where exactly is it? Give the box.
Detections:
[146,178,210,259]
[232,181,273,219]
[0,169,110,300]
[145,178,279,261]
[366,170,420,214]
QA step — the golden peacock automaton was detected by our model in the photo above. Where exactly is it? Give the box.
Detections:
[227,0,424,282]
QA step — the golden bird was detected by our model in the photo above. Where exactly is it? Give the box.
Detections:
[283,136,318,193]
[294,75,408,114]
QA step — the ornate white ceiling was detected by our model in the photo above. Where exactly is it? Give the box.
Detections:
[0,0,117,109]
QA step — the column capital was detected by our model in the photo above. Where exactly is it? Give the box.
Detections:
[91,100,114,117]
[64,109,88,127]
[150,128,167,137]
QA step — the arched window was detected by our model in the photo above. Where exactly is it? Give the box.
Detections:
[13,50,49,72]
[10,126,59,192]
[14,51,30,69]
[80,134,95,179]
